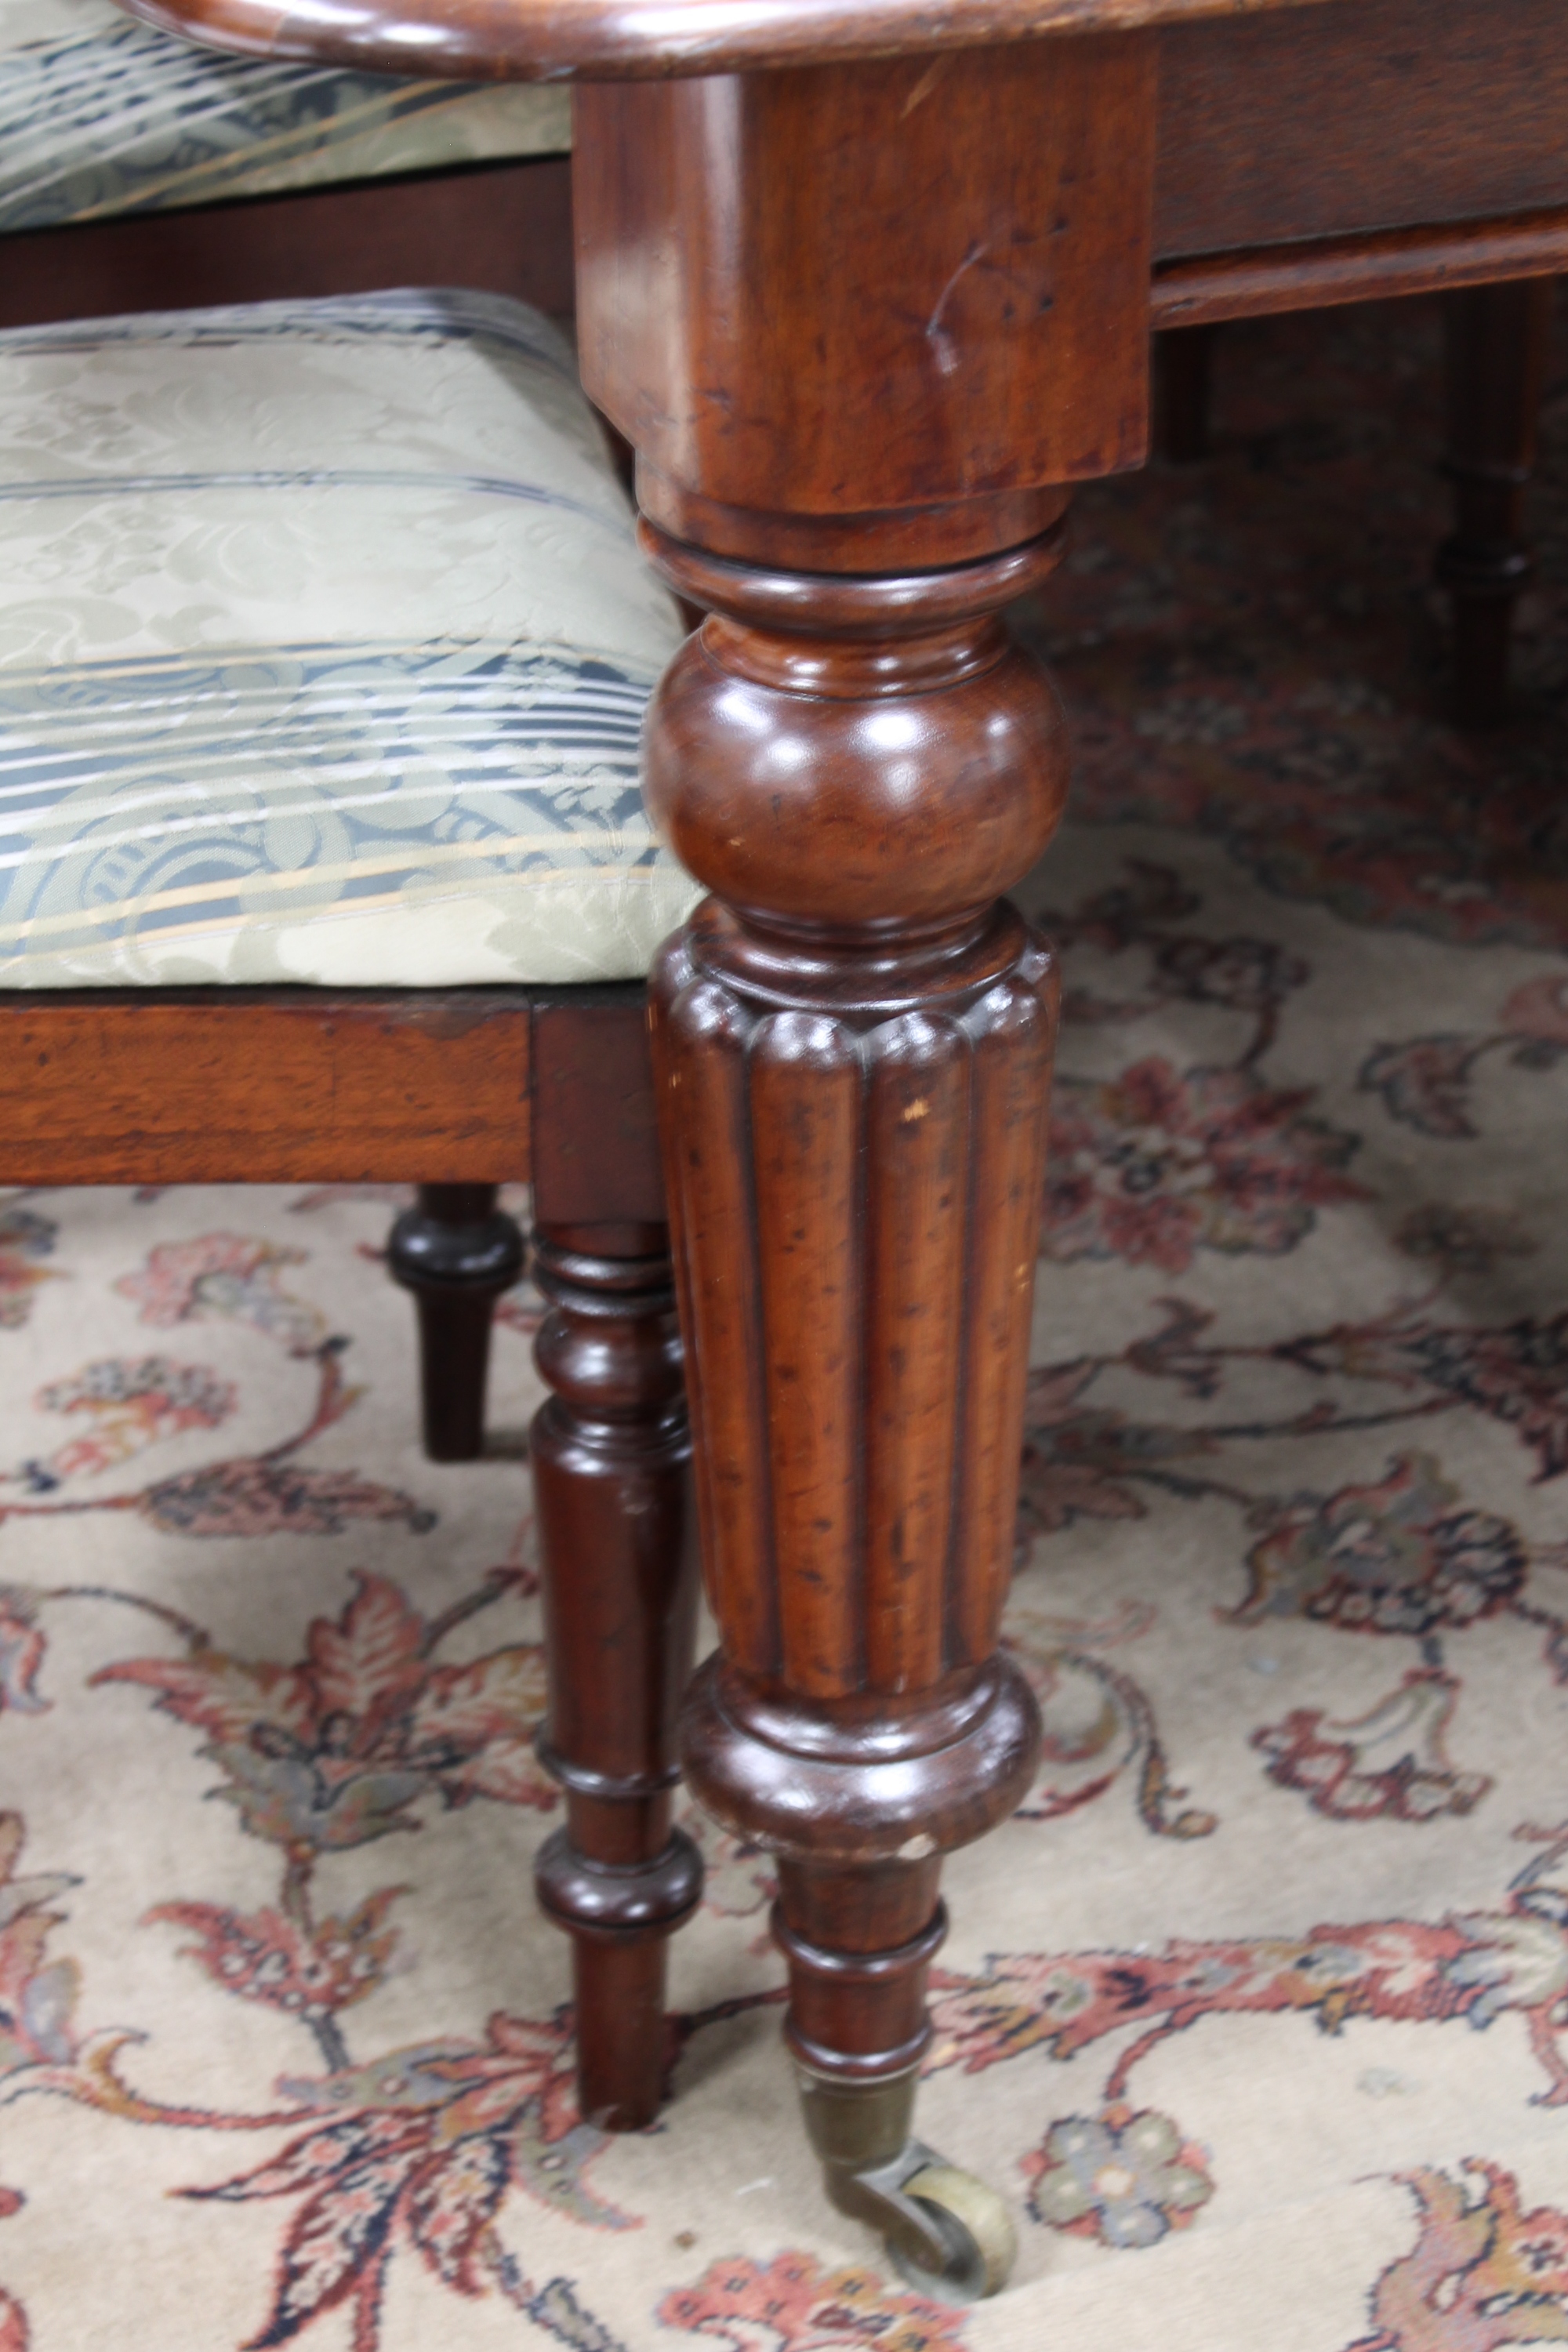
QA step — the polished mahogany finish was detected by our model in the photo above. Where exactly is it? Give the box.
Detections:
[531,1221,701,2130]
[122,0,1334,92]
[1155,0,1568,258]
[388,1183,526,1459]
[641,514,1061,2264]
[1151,209,1568,328]
[0,989,532,1185]
[575,42,1153,532]
[529,993,666,1227]
[1437,277,1553,728]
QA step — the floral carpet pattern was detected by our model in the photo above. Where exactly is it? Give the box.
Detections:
[3,296,1568,2350]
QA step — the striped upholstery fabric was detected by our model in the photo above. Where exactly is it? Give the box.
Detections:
[0,0,569,233]
[0,289,698,988]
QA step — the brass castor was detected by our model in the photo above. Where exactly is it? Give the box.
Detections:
[893,2161,1018,2303]
[798,2069,1018,2304]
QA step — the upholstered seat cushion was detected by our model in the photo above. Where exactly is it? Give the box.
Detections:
[0,0,569,233]
[0,288,699,988]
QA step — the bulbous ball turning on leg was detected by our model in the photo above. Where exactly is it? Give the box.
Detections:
[641,521,1069,2292]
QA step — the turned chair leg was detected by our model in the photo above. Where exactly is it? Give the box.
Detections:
[388,1183,526,1461]
[530,1219,702,2130]
[1436,276,1554,728]
[1154,323,1217,463]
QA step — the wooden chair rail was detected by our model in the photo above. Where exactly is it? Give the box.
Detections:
[1151,205,1568,329]
[0,985,661,1208]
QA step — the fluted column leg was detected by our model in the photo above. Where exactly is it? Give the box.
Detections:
[1437,276,1553,728]
[641,522,1067,2295]
[530,1221,702,2130]
[388,1184,524,1461]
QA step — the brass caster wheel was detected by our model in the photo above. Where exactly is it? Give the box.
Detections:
[888,2162,1018,2304]
[797,2070,1019,2306]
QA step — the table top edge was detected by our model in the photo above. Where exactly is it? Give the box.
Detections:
[119,0,1346,85]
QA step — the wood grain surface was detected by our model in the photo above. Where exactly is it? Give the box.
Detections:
[1156,0,1568,256]
[578,42,1153,524]
[0,990,532,1185]
[530,992,666,1226]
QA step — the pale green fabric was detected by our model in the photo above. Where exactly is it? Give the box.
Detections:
[0,289,699,989]
[0,0,570,233]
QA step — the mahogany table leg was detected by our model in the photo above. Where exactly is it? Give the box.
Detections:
[572,34,1149,2286]
[530,1218,702,2130]
[641,524,1067,2295]
[388,1182,524,1460]
[1436,276,1554,728]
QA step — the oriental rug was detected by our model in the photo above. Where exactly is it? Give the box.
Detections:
[2,292,1566,2352]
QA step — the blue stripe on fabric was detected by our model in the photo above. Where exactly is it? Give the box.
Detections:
[0,17,556,235]
[0,641,666,957]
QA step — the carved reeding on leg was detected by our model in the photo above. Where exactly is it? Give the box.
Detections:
[641,521,1068,2291]
[529,1224,702,2131]
[388,1183,524,1461]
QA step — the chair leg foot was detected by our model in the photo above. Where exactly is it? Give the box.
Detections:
[388,1183,524,1461]
[529,1221,701,2131]
[1436,277,1552,728]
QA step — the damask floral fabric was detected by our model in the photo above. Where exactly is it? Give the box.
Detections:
[0,289,698,987]
[1,296,1566,2350]
[0,0,568,233]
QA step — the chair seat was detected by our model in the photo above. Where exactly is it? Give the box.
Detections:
[0,0,569,233]
[0,288,699,988]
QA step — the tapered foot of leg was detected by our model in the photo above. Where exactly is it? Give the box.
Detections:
[800,2068,1017,2302]
[1436,278,1552,728]
[776,1860,1021,2302]
[530,1222,702,2131]
[388,1183,524,1461]
[535,1813,702,2129]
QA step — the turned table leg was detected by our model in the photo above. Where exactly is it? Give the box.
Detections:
[1437,276,1554,728]
[530,1219,702,2129]
[572,32,1151,2288]
[388,1183,524,1460]
[642,523,1066,2294]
